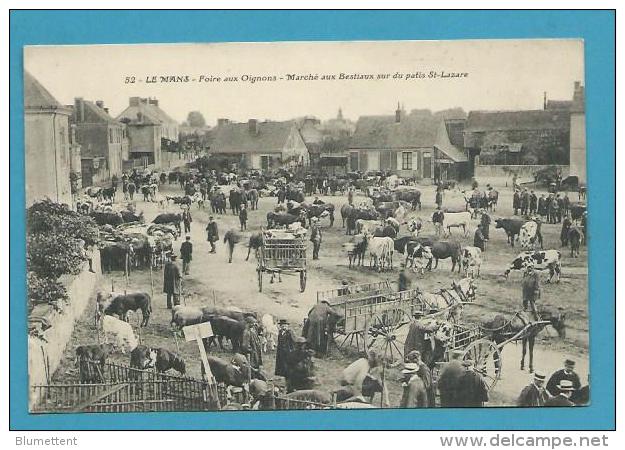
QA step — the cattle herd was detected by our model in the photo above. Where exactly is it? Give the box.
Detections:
[67,164,588,410]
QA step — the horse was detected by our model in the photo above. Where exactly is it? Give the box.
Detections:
[480,308,566,373]
[419,278,477,323]
[223,229,242,264]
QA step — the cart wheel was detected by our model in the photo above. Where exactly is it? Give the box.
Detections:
[332,329,365,354]
[462,338,502,390]
[257,269,263,292]
[300,271,307,292]
[367,309,411,366]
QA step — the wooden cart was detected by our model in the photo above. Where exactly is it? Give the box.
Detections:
[257,232,307,293]
[319,281,434,364]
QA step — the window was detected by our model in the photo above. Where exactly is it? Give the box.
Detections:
[401,152,413,170]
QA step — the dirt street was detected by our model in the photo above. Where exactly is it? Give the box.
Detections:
[54,181,589,407]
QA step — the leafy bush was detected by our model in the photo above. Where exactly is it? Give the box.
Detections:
[27,271,68,312]
[27,199,98,246]
[27,234,86,279]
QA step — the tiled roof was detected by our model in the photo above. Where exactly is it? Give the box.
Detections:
[350,111,440,149]
[465,110,570,132]
[117,101,177,126]
[211,121,295,154]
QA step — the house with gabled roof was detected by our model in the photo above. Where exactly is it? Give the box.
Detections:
[348,105,469,181]
[71,98,129,184]
[210,119,309,171]
[24,71,74,206]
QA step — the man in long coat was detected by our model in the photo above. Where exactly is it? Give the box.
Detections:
[180,235,193,275]
[437,358,464,407]
[241,319,264,378]
[513,190,521,215]
[455,359,489,407]
[302,301,342,356]
[285,337,315,393]
[275,319,295,378]
[163,254,182,309]
[517,372,550,407]
[473,224,486,252]
[206,216,219,253]
[480,212,491,241]
[522,265,541,315]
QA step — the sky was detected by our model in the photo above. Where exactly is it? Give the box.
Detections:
[24,39,584,125]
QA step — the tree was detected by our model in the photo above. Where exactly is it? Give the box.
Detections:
[186,111,206,128]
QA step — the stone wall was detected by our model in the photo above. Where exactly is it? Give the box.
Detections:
[474,164,569,187]
[28,252,101,410]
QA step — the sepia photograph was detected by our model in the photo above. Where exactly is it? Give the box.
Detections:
[23,39,589,414]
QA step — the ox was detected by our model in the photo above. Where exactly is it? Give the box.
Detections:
[519,219,544,250]
[428,241,462,273]
[504,250,562,283]
[460,246,482,278]
[367,236,394,272]
[100,292,152,327]
[442,211,472,237]
[102,315,138,354]
[495,218,526,247]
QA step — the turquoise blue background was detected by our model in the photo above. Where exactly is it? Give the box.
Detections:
[9,10,615,430]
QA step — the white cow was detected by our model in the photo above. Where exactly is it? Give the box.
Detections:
[406,217,423,237]
[385,217,401,234]
[260,314,278,353]
[519,220,543,250]
[443,211,472,237]
[102,315,138,354]
[367,236,394,272]
[460,246,482,278]
[356,219,381,235]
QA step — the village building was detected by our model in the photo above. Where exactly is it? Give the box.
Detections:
[210,119,309,171]
[24,71,74,206]
[71,98,129,186]
[116,97,179,168]
[464,81,584,183]
[348,105,468,181]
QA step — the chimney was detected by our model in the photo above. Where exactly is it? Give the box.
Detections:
[149,98,159,107]
[395,102,401,123]
[104,108,109,114]
[136,112,143,123]
[248,119,259,135]
[95,100,104,109]
[543,91,547,110]
[217,118,230,127]
[129,97,141,107]
[74,98,85,122]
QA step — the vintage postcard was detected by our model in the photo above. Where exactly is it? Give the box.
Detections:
[24,39,588,414]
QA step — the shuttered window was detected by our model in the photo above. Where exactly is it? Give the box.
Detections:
[402,152,413,170]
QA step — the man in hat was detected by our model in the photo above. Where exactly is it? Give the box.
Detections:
[239,204,248,231]
[522,264,541,316]
[180,235,193,275]
[163,254,182,309]
[275,319,295,378]
[437,355,464,407]
[405,350,435,407]
[398,267,410,292]
[455,359,489,407]
[473,224,486,252]
[529,190,538,215]
[517,372,550,407]
[182,207,193,234]
[285,336,315,393]
[313,195,325,205]
[432,206,445,237]
[399,363,428,408]
[435,185,444,209]
[520,188,530,216]
[480,211,491,244]
[205,216,219,253]
[546,359,581,397]
[310,217,322,260]
[513,189,521,215]
[544,380,576,407]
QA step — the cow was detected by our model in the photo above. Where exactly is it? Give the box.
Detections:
[460,246,482,278]
[101,292,152,327]
[102,315,138,354]
[342,233,368,268]
[120,210,144,223]
[307,203,335,227]
[75,343,114,383]
[129,345,157,371]
[205,315,246,352]
[171,305,205,330]
[154,348,186,375]
[204,355,249,391]
[503,250,562,283]
[102,187,117,202]
[367,236,394,272]
[406,217,423,237]
[90,211,124,227]
[385,217,401,235]
[395,189,422,210]
[356,219,380,235]
[99,242,134,273]
[260,314,278,352]
[519,220,543,250]
[429,241,462,272]
[405,243,433,275]
[246,232,264,261]
[568,227,582,258]
[373,224,398,239]
[442,211,472,237]
[495,218,526,247]
[266,212,302,229]
[152,213,182,234]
